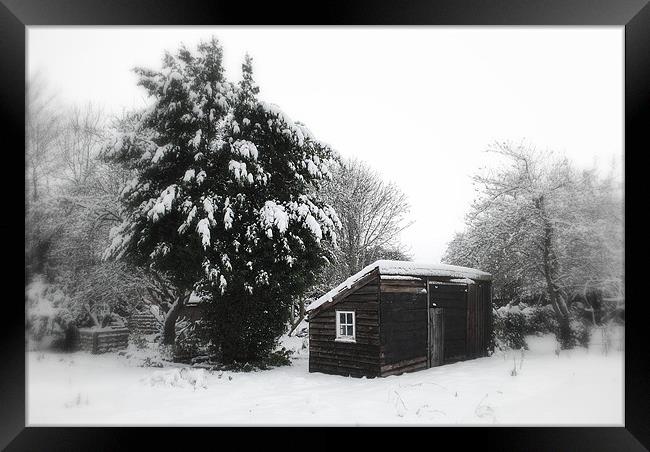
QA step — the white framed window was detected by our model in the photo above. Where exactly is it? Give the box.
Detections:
[335,310,356,342]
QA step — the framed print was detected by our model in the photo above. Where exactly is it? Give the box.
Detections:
[2,0,648,449]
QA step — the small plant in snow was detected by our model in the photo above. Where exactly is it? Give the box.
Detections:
[131,332,149,350]
[145,368,208,390]
[64,393,88,408]
[141,357,164,368]
[475,394,496,422]
[392,390,408,418]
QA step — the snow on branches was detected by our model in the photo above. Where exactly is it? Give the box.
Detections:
[102,37,341,298]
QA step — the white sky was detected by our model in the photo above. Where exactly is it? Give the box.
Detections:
[27,27,623,263]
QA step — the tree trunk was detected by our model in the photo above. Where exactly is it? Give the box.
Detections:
[538,198,571,347]
[32,166,39,202]
[288,300,306,336]
[288,299,295,333]
[85,304,100,327]
[162,291,189,345]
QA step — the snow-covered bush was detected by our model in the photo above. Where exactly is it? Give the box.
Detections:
[173,322,205,363]
[262,347,292,368]
[522,304,558,335]
[556,316,591,349]
[570,318,591,348]
[496,301,593,350]
[493,306,528,351]
[25,275,71,350]
[71,261,154,328]
[496,302,558,337]
[130,331,149,350]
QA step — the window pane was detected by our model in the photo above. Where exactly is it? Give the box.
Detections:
[339,313,345,324]
[340,325,345,336]
[347,325,353,336]
[347,313,353,323]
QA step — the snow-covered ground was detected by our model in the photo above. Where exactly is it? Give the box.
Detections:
[27,328,624,426]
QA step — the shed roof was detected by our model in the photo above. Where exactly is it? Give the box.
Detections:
[307,260,491,313]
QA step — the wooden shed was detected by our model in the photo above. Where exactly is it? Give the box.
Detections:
[307,260,493,378]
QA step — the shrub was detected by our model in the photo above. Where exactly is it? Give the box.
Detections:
[220,346,293,371]
[556,317,591,349]
[571,319,591,347]
[26,275,70,349]
[521,304,558,335]
[130,332,149,351]
[496,299,594,350]
[173,323,205,363]
[493,308,528,351]
[265,347,293,367]
[158,343,175,362]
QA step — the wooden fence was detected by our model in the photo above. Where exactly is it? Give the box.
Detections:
[77,328,129,354]
[128,311,161,335]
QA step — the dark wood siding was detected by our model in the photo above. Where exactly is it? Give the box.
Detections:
[309,276,381,377]
[429,282,468,363]
[467,283,479,357]
[481,282,489,354]
[308,271,492,378]
[466,281,492,358]
[379,278,428,376]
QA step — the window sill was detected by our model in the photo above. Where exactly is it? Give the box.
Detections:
[335,337,356,343]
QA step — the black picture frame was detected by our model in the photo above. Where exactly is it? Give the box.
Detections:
[2,0,647,449]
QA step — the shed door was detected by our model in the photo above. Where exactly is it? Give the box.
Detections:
[428,282,468,364]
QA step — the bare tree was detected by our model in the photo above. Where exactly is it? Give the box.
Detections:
[323,158,413,274]
[25,74,65,278]
[285,159,413,335]
[39,105,130,285]
[56,103,106,188]
[315,158,413,289]
[72,262,176,328]
[26,90,188,346]
[26,73,63,202]
[443,141,623,346]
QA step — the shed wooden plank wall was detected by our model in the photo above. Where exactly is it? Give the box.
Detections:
[466,281,492,358]
[309,275,381,377]
[308,272,492,378]
[467,283,479,358]
[379,277,428,376]
[479,282,491,355]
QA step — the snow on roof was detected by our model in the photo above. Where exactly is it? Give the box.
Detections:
[379,275,424,281]
[449,277,476,284]
[307,260,491,312]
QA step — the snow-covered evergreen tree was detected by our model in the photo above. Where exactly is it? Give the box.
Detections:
[103,38,340,360]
